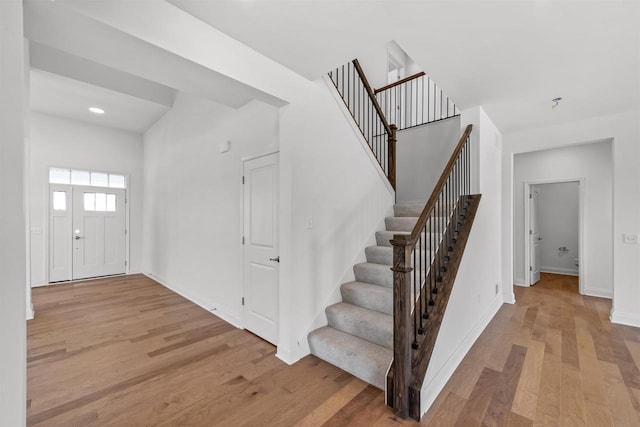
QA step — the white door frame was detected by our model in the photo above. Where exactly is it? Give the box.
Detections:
[523,178,585,294]
[44,170,131,285]
[240,149,280,335]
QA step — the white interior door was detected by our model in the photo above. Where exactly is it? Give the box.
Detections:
[72,186,126,280]
[49,185,72,282]
[529,188,541,285]
[243,153,279,345]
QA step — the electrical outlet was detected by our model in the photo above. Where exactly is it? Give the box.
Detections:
[623,234,639,244]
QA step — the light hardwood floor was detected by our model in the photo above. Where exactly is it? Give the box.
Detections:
[27,273,640,426]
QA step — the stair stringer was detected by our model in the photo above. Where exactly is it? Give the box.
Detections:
[386,195,483,420]
[416,195,504,418]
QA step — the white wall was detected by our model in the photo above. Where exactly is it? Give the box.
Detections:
[142,93,279,327]
[277,77,395,363]
[420,106,504,416]
[396,117,460,204]
[536,182,580,276]
[512,142,612,297]
[29,112,144,286]
[501,110,640,326]
[0,0,27,424]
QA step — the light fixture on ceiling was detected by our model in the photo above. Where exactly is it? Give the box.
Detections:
[551,97,562,110]
[88,107,105,115]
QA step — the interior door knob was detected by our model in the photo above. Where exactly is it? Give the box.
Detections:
[269,256,280,263]
[75,236,85,240]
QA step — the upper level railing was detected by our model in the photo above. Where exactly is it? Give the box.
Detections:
[375,71,459,131]
[329,59,397,188]
[389,124,477,419]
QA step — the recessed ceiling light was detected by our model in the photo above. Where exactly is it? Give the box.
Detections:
[89,107,105,115]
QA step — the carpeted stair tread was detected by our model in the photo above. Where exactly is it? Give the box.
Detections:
[308,326,392,390]
[385,216,451,233]
[326,302,393,349]
[341,281,392,315]
[375,230,441,248]
[394,204,425,217]
[365,246,393,265]
[353,262,393,287]
[365,246,434,266]
[307,202,455,391]
[385,216,419,232]
[375,230,408,247]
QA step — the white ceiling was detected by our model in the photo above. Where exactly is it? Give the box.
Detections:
[30,69,171,134]
[24,0,640,134]
[168,0,640,133]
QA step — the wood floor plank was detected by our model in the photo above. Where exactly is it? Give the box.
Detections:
[419,392,466,427]
[294,377,369,427]
[599,360,640,427]
[453,367,501,426]
[321,386,385,427]
[560,365,587,426]
[26,272,640,426]
[577,333,614,427]
[483,345,527,426]
[511,338,545,420]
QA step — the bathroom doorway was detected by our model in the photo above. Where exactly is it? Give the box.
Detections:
[524,180,583,293]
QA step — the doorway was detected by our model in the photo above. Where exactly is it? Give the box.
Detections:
[242,152,279,345]
[525,180,583,293]
[48,168,128,282]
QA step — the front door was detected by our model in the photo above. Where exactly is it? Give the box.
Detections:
[529,188,541,285]
[72,186,126,280]
[243,153,279,345]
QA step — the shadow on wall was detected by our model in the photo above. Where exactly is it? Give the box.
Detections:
[396,117,461,204]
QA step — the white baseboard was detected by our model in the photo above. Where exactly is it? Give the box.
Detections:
[26,303,34,320]
[610,310,640,327]
[276,346,301,365]
[540,267,578,276]
[420,294,503,417]
[584,288,612,299]
[503,290,516,304]
[144,273,242,328]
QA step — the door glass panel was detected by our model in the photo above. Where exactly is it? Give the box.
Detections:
[91,172,109,188]
[109,174,125,189]
[71,170,91,186]
[84,193,95,211]
[52,191,67,211]
[50,168,70,184]
[95,193,106,211]
[106,194,116,212]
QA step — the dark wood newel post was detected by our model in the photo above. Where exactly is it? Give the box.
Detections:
[388,124,397,189]
[390,234,412,418]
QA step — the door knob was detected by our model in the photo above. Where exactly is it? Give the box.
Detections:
[75,236,85,240]
[269,256,280,263]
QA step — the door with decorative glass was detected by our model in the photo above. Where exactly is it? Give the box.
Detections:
[48,168,127,282]
[71,186,126,280]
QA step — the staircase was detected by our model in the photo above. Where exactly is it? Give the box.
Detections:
[317,58,479,420]
[308,203,425,389]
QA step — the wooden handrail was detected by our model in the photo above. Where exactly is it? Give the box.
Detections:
[352,59,393,136]
[374,71,426,94]
[403,124,473,245]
